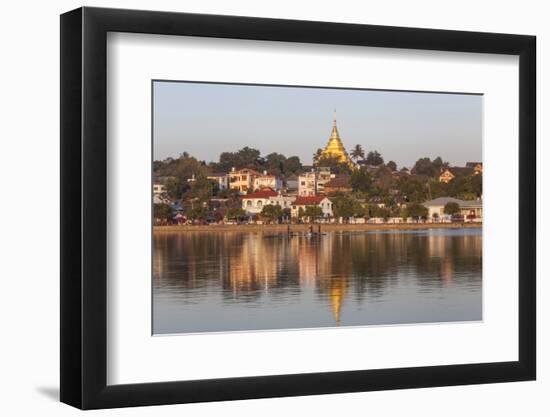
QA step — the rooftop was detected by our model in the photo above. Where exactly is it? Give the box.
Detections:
[241,188,278,199]
[423,197,482,207]
[293,195,328,205]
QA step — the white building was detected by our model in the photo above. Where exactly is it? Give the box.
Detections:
[241,189,279,214]
[423,197,483,221]
[291,195,333,218]
[298,172,317,196]
[267,195,296,211]
[153,183,166,195]
[253,171,283,191]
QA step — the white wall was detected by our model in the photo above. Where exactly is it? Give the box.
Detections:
[0,0,546,416]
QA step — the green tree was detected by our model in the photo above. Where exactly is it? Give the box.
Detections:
[395,177,428,203]
[188,176,213,202]
[404,203,428,219]
[153,203,173,221]
[332,194,365,220]
[386,160,397,171]
[187,206,207,220]
[283,156,302,175]
[312,148,324,164]
[365,150,384,166]
[444,202,460,216]
[349,167,373,193]
[316,155,352,174]
[350,144,365,161]
[264,152,286,176]
[304,205,323,221]
[261,204,283,222]
[226,207,246,220]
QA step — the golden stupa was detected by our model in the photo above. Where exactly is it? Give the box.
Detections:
[320,113,354,167]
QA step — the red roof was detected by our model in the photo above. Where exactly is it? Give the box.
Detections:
[241,188,278,199]
[293,195,327,206]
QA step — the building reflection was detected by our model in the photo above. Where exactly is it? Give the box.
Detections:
[154,229,482,326]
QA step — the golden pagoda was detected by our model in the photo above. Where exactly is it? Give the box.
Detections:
[320,113,354,168]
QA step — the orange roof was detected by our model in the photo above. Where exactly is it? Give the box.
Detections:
[241,188,278,199]
[293,195,327,205]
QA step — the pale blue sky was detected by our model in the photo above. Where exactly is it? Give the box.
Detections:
[153,81,482,168]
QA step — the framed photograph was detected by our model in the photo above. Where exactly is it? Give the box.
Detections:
[60,7,536,409]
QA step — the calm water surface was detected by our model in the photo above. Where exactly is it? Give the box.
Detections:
[153,228,482,334]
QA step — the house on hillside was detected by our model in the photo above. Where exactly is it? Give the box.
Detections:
[228,167,262,194]
[438,167,474,183]
[153,183,166,195]
[285,175,299,193]
[298,171,317,196]
[253,171,283,191]
[323,174,351,194]
[291,195,333,218]
[207,173,229,190]
[466,162,483,175]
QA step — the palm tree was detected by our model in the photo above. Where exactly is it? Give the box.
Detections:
[351,144,365,162]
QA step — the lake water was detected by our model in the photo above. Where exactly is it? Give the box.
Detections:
[153,228,482,334]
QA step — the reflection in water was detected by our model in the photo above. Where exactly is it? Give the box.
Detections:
[153,228,482,334]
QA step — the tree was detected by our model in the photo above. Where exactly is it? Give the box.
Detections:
[332,194,365,220]
[313,148,324,164]
[283,156,302,175]
[404,203,428,219]
[261,204,283,222]
[365,150,384,166]
[304,205,323,221]
[386,160,397,171]
[350,144,365,161]
[188,175,213,202]
[153,203,173,221]
[444,202,460,216]
[316,154,352,174]
[395,176,428,203]
[213,146,262,171]
[349,167,373,193]
[264,152,286,176]
[412,156,449,177]
[226,207,246,220]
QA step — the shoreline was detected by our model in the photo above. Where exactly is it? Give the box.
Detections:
[153,222,482,233]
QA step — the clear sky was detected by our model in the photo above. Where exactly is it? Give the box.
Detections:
[153,81,482,168]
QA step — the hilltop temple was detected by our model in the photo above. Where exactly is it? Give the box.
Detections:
[320,114,354,168]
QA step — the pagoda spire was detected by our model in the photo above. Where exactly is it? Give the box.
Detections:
[320,112,354,167]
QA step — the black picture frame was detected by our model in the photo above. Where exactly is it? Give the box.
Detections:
[60,6,536,410]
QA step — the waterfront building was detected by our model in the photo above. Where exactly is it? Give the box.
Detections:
[229,167,262,194]
[253,171,283,191]
[241,188,279,214]
[291,195,333,218]
[207,173,229,190]
[320,115,354,168]
[423,197,483,220]
[267,195,296,211]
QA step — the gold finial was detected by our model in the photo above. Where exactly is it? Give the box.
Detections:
[333,109,337,127]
